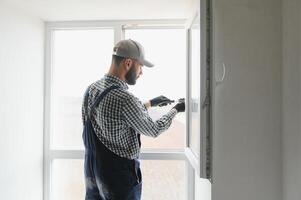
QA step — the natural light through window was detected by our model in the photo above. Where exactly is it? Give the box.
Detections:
[125,29,186,150]
[51,29,114,150]
[48,26,187,200]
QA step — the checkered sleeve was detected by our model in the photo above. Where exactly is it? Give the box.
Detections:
[122,94,178,138]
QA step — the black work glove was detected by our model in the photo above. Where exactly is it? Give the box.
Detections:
[150,95,174,107]
[173,98,185,112]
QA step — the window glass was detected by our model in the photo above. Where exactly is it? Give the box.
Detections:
[51,29,114,150]
[49,27,188,200]
[189,17,201,158]
[125,29,186,149]
[141,160,186,200]
[51,159,85,200]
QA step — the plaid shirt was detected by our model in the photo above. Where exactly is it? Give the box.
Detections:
[82,74,178,159]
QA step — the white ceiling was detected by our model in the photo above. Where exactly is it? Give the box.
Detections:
[3,0,195,21]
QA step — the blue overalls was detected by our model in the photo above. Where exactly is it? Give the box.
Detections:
[83,85,142,200]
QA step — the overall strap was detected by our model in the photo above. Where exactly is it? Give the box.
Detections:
[84,85,120,120]
[90,85,120,119]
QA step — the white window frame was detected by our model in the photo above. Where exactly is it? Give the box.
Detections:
[44,19,195,200]
[184,0,212,181]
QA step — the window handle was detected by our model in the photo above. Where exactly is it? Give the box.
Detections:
[215,62,226,85]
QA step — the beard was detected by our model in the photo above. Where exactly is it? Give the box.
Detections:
[125,64,137,85]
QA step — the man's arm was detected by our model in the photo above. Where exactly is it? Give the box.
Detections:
[122,95,177,138]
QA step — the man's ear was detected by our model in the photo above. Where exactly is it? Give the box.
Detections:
[124,58,133,71]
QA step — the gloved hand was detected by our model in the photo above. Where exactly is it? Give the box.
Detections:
[150,95,174,107]
[173,98,185,112]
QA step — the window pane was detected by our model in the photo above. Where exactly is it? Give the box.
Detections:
[51,29,114,150]
[51,159,186,200]
[125,29,186,149]
[51,159,85,200]
[189,20,201,158]
[141,160,186,200]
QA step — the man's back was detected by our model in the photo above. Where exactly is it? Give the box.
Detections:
[82,74,141,159]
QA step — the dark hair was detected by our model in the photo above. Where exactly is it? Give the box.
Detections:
[112,55,125,67]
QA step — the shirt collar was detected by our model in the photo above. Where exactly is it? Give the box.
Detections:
[104,74,129,90]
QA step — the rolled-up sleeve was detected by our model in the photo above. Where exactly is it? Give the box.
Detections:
[122,95,177,138]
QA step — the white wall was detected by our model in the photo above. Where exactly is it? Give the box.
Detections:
[282,0,301,200]
[211,0,282,200]
[0,2,44,200]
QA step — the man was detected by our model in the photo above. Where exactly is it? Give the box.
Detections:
[82,39,185,200]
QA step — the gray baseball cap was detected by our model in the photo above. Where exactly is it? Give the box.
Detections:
[113,39,154,67]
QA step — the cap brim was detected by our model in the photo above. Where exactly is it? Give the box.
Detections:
[141,59,154,67]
